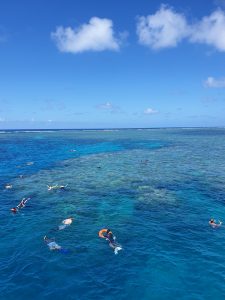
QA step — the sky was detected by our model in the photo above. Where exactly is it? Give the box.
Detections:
[0,0,225,129]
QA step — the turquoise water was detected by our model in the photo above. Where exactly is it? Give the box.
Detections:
[1,128,225,299]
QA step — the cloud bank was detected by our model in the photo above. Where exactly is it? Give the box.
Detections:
[137,5,225,51]
[52,17,121,53]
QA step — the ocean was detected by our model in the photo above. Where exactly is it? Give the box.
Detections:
[1,128,225,299]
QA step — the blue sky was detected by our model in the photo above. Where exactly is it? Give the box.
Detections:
[0,0,225,128]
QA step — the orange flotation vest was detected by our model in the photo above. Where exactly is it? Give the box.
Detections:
[99,229,108,238]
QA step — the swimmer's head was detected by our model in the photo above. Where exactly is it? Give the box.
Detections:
[210,219,214,223]
[107,229,111,234]
[10,208,17,213]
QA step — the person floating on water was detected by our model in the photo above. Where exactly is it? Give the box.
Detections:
[44,236,70,254]
[10,197,30,213]
[17,197,30,209]
[58,217,74,230]
[209,219,222,228]
[99,228,122,255]
[44,236,62,251]
[5,183,12,189]
[47,184,68,191]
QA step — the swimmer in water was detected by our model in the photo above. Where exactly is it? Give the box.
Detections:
[103,229,115,243]
[17,197,30,209]
[100,229,122,255]
[5,184,12,189]
[10,197,30,213]
[44,236,62,251]
[58,217,74,230]
[47,184,68,191]
[209,219,222,228]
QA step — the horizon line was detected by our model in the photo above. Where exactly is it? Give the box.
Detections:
[0,126,225,131]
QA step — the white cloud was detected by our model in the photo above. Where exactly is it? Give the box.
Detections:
[204,76,225,87]
[190,9,225,51]
[136,6,225,52]
[51,17,121,53]
[144,108,158,114]
[136,5,189,49]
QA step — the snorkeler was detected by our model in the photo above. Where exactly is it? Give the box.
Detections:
[58,217,74,230]
[10,197,30,213]
[44,236,62,250]
[209,219,222,228]
[99,228,122,255]
[17,197,30,209]
[5,183,12,189]
[104,229,115,243]
[47,184,68,191]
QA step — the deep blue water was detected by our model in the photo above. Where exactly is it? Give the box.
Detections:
[1,128,225,299]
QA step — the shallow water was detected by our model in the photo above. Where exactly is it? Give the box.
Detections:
[1,128,225,299]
